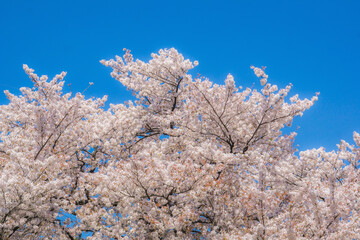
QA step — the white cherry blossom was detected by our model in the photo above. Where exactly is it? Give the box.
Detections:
[0,49,358,239]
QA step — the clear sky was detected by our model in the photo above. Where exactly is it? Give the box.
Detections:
[1,0,359,151]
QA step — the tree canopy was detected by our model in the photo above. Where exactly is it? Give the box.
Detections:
[0,48,359,239]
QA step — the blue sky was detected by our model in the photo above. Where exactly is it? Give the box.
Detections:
[1,0,359,151]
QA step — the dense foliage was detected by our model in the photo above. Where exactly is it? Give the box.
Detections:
[0,48,359,239]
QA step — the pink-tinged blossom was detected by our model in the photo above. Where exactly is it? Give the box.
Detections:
[0,49,358,239]
[354,131,360,146]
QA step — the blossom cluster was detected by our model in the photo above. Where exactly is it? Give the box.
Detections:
[0,49,358,239]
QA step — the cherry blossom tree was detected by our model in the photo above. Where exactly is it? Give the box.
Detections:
[0,48,359,239]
